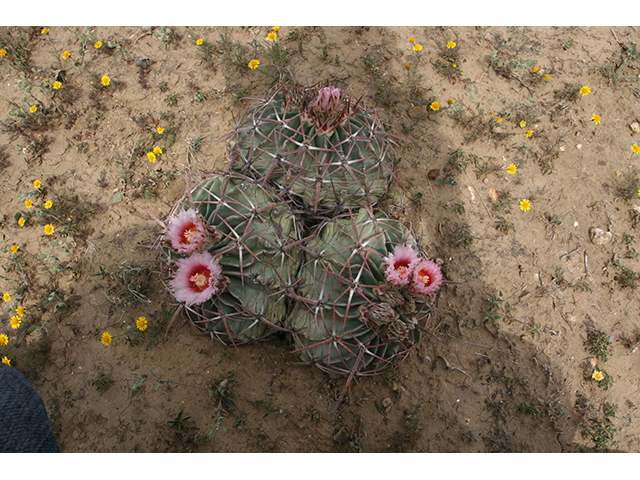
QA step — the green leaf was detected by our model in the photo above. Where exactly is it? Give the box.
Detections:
[111,192,123,203]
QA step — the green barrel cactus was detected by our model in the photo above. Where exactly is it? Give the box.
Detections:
[165,173,301,344]
[224,80,397,215]
[287,208,442,377]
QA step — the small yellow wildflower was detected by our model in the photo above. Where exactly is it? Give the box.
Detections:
[18,217,25,227]
[1,356,10,366]
[519,120,526,128]
[267,32,277,42]
[11,245,19,254]
[543,74,551,81]
[196,38,203,45]
[30,105,38,113]
[413,44,423,52]
[41,28,49,35]
[409,36,415,43]
[101,331,112,346]
[631,144,640,154]
[147,151,157,163]
[452,63,457,68]
[44,224,55,235]
[3,293,10,302]
[525,129,534,138]
[33,179,42,189]
[519,199,532,212]
[44,200,53,209]
[101,75,111,86]
[248,59,260,70]
[272,26,280,32]
[447,41,456,49]
[591,114,601,125]
[530,66,539,73]
[153,147,163,155]
[95,41,102,49]
[507,164,517,175]
[638,188,640,198]
[0,49,7,57]
[0,334,8,346]
[136,316,148,331]
[157,127,165,134]
[430,101,440,112]
[16,306,25,318]
[10,316,21,329]
[405,63,412,70]
[592,370,604,382]
[496,117,502,123]
[580,85,591,96]
[53,81,62,90]
[63,50,70,60]
[447,99,453,105]
[25,199,33,209]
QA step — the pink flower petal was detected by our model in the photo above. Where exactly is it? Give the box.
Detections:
[166,208,208,254]
[411,259,442,295]
[169,251,223,306]
[383,244,420,286]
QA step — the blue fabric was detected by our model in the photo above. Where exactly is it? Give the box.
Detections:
[0,363,60,452]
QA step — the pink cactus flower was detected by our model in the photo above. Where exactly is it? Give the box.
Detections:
[317,86,342,111]
[166,208,208,254]
[411,259,443,295]
[383,245,420,286]
[169,251,223,306]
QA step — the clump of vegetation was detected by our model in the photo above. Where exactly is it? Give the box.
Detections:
[600,37,638,85]
[449,222,476,248]
[483,294,503,324]
[615,170,640,200]
[585,329,612,362]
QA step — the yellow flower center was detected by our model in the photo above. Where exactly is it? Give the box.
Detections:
[417,270,430,285]
[190,272,208,289]
[183,225,197,244]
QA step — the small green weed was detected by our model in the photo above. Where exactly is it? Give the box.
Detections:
[518,402,539,416]
[585,329,612,362]
[91,372,114,393]
[586,419,616,452]
[527,322,542,341]
[165,93,181,107]
[613,260,639,289]
[449,223,475,248]
[168,409,192,431]
[483,294,503,324]
[600,38,638,85]
[494,216,514,234]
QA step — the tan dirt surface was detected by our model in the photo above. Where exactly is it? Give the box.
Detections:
[1,26,639,452]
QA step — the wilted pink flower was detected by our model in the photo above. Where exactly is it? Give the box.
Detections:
[169,251,223,306]
[166,208,208,254]
[383,245,420,286]
[411,259,443,295]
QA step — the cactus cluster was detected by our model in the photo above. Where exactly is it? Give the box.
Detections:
[159,79,443,388]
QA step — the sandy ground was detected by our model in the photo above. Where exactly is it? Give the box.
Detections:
[1,25,640,453]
